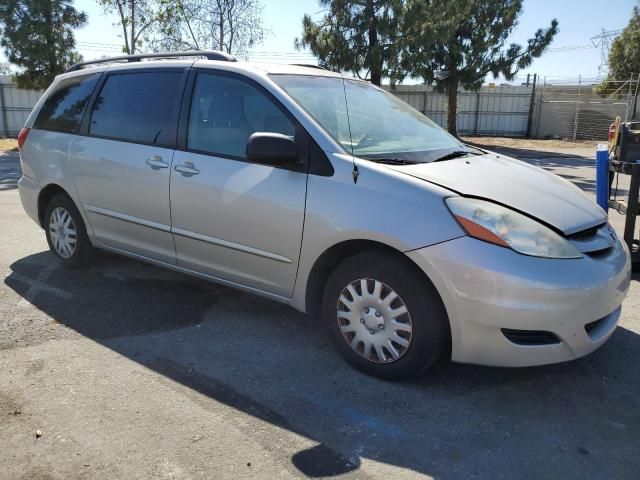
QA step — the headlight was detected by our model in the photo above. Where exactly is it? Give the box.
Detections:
[445,197,582,259]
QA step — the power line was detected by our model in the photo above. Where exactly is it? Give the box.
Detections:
[547,45,594,52]
[77,41,122,47]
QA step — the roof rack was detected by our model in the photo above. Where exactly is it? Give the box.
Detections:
[291,64,328,71]
[66,50,237,73]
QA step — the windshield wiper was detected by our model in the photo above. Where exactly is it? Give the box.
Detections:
[366,149,480,165]
[369,158,416,165]
[432,150,475,162]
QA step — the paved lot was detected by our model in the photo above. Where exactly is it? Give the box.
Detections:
[1,141,639,480]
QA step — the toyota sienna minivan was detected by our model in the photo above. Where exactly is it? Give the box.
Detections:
[17,51,631,380]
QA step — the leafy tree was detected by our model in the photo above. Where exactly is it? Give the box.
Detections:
[0,62,12,75]
[154,0,264,57]
[0,0,86,90]
[608,6,640,80]
[402,0,558,136]
[295,0,405,86]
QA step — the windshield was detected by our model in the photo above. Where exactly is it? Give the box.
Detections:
[271,74,466,163]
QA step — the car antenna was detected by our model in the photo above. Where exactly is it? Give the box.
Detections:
[340,71,359,184]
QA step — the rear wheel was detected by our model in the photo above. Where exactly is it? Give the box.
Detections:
[44,194,93,269]
[321,252,449,380]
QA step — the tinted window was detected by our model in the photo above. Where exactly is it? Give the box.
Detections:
[34,73,100,133]
[188,73,295,159]
[89,71,183,146]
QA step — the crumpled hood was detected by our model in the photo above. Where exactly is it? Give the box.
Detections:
[387,152,606,235]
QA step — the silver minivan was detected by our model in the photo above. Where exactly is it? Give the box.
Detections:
[17,52,631,379]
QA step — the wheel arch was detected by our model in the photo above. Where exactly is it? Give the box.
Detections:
[37,183,73,228]
[304,239,449,333]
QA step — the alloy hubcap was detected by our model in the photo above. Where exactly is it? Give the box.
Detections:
[49,207,77,259]
[337,278,413,363]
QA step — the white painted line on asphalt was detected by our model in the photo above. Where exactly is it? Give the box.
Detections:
[10,267,73,307]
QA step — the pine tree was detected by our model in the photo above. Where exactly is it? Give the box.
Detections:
[295,0,405,86]
[0,0,87,90]
[402,0,558,136]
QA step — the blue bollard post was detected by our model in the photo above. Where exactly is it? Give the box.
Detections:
[595,144,609,212]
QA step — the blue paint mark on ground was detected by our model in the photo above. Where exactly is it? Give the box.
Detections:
[303,392,406,438]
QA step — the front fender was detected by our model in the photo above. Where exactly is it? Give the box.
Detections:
[290,153,464,312]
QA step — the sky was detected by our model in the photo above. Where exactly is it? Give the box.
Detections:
[6,0,640,83]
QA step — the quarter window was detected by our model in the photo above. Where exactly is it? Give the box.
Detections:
[89,71,183,146]
[33,73,100,133]
[187,73,295,159]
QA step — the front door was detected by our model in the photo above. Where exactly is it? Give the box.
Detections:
[70,69,186,264]
[170,71,307,297]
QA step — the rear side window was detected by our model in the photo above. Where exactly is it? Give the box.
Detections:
[187,73,295,159]
[33,73,100,133]
[89,71,183,147]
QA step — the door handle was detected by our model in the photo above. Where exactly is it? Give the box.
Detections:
[174,162,200,176]
[145,156,169,170]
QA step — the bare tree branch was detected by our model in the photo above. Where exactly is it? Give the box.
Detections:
[152,0,263,57]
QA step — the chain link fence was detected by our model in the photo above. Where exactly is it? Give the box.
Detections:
[386,75,639,140]
[532,75,640,140]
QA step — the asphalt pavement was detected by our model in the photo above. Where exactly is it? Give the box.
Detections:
[1,146,639,480]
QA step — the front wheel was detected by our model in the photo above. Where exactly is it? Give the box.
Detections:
[321,252,449,380]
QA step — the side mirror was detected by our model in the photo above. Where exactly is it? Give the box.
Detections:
[246,132,298,167]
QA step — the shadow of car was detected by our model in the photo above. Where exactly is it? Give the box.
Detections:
[5,251,640,479]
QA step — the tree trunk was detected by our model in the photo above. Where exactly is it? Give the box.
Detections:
[370,63,382,86]
[44,1,57,75]
[366,0,381,86]
[219,11,224,50]
[130,0,136,54]
[116,1,130,54]
[227,9,233,53]
[446,80,459,137]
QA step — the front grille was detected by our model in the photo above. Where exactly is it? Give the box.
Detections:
[567,223,617,256]
[501,328,561,346]
[567,224,604,242]
[585,247,613,258]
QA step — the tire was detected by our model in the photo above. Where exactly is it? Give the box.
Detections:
[44,193,93,269]
[321,251,449,380]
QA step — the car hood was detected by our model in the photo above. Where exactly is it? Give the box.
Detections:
[386,152,606,235]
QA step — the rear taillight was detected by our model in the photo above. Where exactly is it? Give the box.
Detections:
[17,127,30,150]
